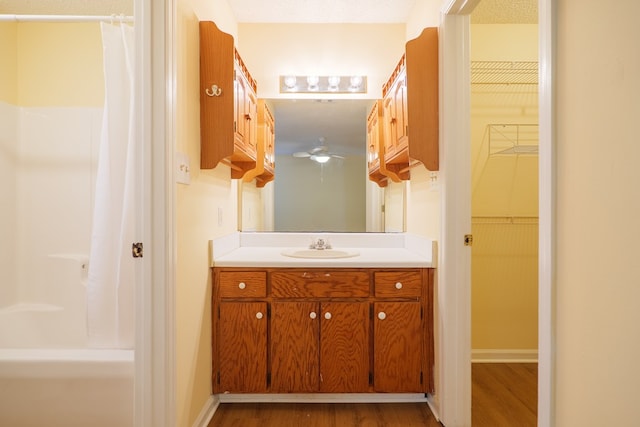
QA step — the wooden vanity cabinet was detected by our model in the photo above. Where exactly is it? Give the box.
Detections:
[200,21,259,178]
[211,267,434,394]
[270,270,370,393]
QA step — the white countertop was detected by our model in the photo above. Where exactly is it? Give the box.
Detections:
[210,232,436,268]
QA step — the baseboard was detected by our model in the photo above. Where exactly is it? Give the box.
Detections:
[425,393,441,422]
[472,349,538,363]
[217,393,429,404]
[192,395,220,427]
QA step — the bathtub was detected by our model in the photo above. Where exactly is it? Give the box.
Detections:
[0,256,134,426]
[0,348,134,427]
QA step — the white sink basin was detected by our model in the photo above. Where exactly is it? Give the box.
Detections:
[281,249,360,259]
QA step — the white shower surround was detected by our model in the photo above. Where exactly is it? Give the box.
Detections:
[0,102,134,425]
[0,102,100,318]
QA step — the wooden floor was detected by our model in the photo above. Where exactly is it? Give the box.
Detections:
[209,363,537,427]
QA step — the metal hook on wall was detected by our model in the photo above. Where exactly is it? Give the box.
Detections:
[205,84,222,97]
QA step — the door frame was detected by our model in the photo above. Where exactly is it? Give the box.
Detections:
[438,0,555,426]
[139,0,556,425]
[135,0,177,425]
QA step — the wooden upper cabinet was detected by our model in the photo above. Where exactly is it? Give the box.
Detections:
[367,100,388,187]
[380,27,439,180]
[243,99,275,187]
[199,21,258,178]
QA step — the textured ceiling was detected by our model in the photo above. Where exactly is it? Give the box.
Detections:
[471,0,537,24]
[0,0,133,15]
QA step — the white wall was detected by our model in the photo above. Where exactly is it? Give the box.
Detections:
[555,1,640,424]
[175,1,239,425]
[237,23,406,100]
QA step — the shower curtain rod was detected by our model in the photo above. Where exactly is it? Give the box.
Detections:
[0,14,133,23]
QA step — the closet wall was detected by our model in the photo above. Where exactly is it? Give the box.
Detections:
[470,24,539,358]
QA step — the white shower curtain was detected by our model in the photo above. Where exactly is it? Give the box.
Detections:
[87,22,136,349]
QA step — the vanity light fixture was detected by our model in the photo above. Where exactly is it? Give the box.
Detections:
[279,75,367,94]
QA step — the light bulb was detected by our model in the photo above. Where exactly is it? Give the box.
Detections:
[311,154,330,163]
[306,75,319,91]
[327,76,341,90]
[283,75,297,89]
[350,75,363,89]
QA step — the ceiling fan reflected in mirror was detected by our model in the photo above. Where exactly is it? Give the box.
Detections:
[292,137,345,163]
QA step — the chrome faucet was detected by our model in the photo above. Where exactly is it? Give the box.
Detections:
[309,238,332,250]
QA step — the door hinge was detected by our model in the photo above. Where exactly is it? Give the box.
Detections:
[267,372,271,386]
[217,371,220,384]
[131,242,143,258]
[369,372,373,385]
[464,234,473,246]
[420,371,423,384]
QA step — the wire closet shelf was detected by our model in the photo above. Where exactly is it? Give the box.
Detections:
[471,61,538,85]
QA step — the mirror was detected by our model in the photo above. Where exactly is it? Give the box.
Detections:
[239,97,406,233]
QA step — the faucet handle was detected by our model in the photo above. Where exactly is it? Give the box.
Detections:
[309,237,331,250]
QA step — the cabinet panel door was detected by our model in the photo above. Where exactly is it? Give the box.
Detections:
[271,301,319,392]
[373,301,423,392]
[217,302,268,392]
[319,302,370,392]
[234,73,247,143]
[383,95,397,157]
[393,75,408,145]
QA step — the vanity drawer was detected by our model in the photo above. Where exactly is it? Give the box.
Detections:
[271,270,370,298]
[219,271,267,298]
[374,271,422,298]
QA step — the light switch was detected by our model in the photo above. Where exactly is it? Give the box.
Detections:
[176,152,191,185]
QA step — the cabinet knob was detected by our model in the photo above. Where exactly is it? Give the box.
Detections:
[324,312,332,320]
[395,282,403,289]
[256,312,263,320]
[309,312,317,320]
[238,282,246,290]
[378,312,387,320]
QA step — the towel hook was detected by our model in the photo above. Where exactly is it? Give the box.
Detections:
[205,84,222,97]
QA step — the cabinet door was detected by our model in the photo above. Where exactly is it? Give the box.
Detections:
[383,73,408,161]
[319,302,370,392]
[271,301,319,392]
[367,102,381,170]
[393,74,408,149]
[373,301,423,392]
[246,90,258,154]
[217,302,268,392]
[234,71,247,144]
[382,95,397,158]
